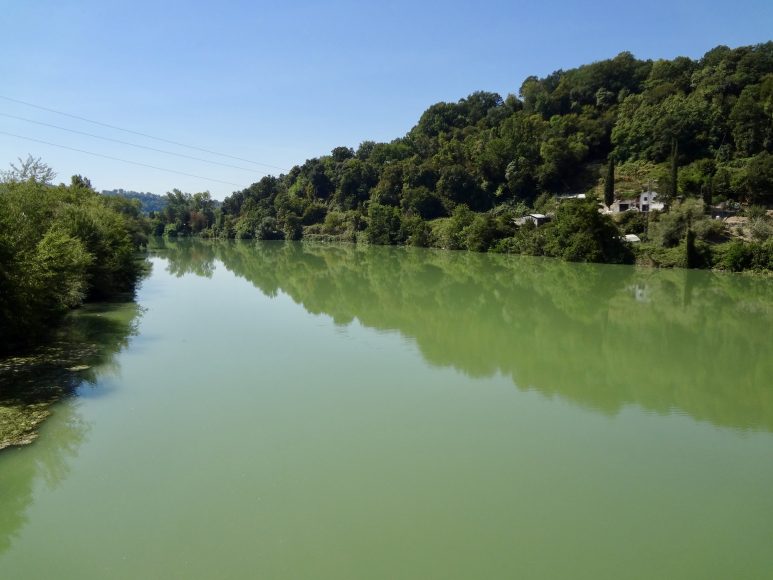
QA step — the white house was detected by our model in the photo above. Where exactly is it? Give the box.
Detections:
[638,190,665,212]
[607,191,664,214]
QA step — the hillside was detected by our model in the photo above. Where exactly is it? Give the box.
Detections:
[154,42,773,269]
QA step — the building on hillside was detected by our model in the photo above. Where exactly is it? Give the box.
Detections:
[557,193,587,201]
[514,213,551,227]
[605,191,664,214]
[639,191,665,212]
[607,197,639,213]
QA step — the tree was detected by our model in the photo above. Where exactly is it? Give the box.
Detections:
[331,146,354,163]
[366,203,403,245]
[1,155,57,184]
[604,157,615,207]
[669,138,679,199]
[744,152,773,204]
[0,176,148,351]
[542,200,632,263]
[436,164,488,211]
[70,174,93,190]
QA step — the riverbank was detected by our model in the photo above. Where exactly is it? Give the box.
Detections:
[0,300,143,452]
[0,344,97,450]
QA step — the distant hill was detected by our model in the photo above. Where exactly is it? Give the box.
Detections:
[102,189,167,214]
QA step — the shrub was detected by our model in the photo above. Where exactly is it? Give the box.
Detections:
[366,203,404,245]
[713,240,773,271]
[615,211,648,235]
[543,200,633,263]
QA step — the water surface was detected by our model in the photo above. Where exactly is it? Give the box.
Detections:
[1,240,772,579]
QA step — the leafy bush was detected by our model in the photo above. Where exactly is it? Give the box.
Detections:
[615,211,648,235]
[749,217,773,242]
[542,200,633,263]
[713,240,773,271]
[402,215,431,247]
[366,203,404,245]
[0,177,147,351]
[429,205,475,250]
[648,199,705,247]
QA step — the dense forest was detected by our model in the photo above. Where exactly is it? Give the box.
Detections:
[0,157,149,353]
[151,43,773,270]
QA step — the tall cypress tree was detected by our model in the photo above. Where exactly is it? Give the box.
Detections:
[670,138,679,199]
[702,179,713,209]
[604,157,615,208]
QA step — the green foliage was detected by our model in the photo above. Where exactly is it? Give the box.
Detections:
[366,203,404,245]
[0,174,148,352]
[56,202,141,298]
[713,240,773,271]
[322,210,361,241]
[749,217,773,242]
[684,229,699,268]
[615,211,648,235]
[743,152,773,204]
[604,158,615,207]
[101,189,167,214]
[159,189,217,235]
[429,205,474,250]
[542,201,633,263]
[301,202,327,225]
[401,215,431,247]
[401,186,445,219]
[648,199,706,247]
[463,213,501,252]
[0,155,57,184]
[185,41,772,272]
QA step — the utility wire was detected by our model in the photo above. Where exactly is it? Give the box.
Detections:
[0,95,288,172]
[0,112,268,175]
[0,130,241,187]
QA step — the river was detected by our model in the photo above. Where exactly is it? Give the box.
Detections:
[1,239,772,579]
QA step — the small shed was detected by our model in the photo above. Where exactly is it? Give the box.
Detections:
[515,213,551,227]
[623,234,642,243]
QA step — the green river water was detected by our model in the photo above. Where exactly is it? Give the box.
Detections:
[1,239,772,579]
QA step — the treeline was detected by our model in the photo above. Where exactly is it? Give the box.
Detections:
[0,159,149,353]
[102,189,167,214]
[152,43,773,269]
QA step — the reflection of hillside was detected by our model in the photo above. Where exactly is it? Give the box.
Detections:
[0,300,143,554]
[150,237,217,278]
[159,239,773,432]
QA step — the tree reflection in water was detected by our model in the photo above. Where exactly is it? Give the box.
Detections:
[157,238,773,433]
[0,299,144,554]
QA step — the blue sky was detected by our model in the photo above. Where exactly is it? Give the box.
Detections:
[1,0,771,199]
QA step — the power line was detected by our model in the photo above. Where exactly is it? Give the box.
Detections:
[0,112,268,174]
[0,130,242,187]
[0,95,289,172]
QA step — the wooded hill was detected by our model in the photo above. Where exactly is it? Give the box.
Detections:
[152,43,773,268]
